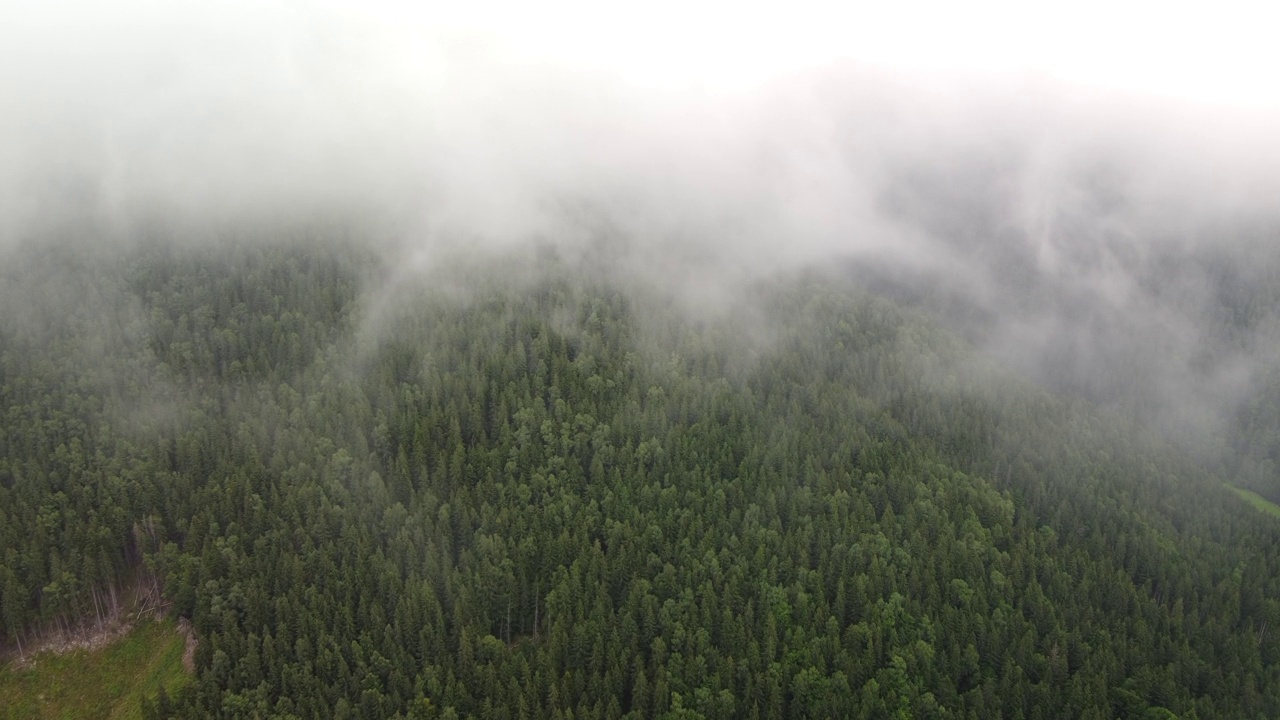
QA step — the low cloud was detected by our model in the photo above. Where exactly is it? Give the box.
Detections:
[4,1,1280,448]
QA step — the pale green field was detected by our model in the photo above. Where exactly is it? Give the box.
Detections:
[0,619,188,720]
[1230,485,1280,519]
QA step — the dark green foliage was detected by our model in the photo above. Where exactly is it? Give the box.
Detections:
[2,236,1279,718]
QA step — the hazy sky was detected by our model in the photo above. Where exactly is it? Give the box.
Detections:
[363,0,1280,107]
[2,0,1276,259]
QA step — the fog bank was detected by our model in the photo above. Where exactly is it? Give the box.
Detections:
[5,1,1280,450]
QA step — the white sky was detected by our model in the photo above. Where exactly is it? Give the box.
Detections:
[359,0,1280,108]
[3,0,1275,248]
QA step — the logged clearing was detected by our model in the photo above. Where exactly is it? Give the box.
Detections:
[0,619,189,720]
[1231,485,1280,518]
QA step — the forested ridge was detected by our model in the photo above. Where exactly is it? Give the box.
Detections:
[2,235,1279,719]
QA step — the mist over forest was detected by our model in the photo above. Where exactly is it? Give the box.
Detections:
[3,2,1280,718]
[6,1,1280,452]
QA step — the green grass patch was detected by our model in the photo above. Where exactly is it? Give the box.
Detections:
[1230,485,1280,519]
[0,619,189,720]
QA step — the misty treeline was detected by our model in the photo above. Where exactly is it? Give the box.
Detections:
[1,232,1279,719]
[858,143,1280,505]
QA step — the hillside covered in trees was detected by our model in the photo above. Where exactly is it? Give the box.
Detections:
[2,233,1279,719]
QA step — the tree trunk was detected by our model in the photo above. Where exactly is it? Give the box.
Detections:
[91,585,103,628]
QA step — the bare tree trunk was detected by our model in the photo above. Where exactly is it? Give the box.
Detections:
[91,586,103,628]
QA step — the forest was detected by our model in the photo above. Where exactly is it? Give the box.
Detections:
[2,231,1279,719]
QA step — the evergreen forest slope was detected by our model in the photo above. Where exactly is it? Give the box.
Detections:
[1,236,1279,719]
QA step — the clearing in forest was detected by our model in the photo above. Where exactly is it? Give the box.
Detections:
[0,619,189,720]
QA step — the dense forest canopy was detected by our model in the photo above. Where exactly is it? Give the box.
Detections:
[2,230,1279,719]
[4,3,1280,719]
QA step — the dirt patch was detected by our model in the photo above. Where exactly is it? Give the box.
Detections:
[7,618,133,670]
[177,617,198,673]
